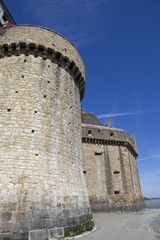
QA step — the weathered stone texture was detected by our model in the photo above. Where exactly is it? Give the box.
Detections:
[82,118,145,212]
[0,25,93,239]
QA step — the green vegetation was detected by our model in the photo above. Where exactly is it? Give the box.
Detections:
[64,214,94,237]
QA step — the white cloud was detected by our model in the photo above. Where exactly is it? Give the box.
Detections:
[97,107,160,119]
[138,154,160,161]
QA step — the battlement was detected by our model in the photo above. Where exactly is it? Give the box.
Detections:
[0,25,85,99]
[81,109,138,157]
[82,123,138,158]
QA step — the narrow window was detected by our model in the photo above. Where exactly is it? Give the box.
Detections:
[110,132,114,137]
[88,130,92,135]
[95,152,102,155]
[113,171,120,174]
[114,191,120,194]
[83,171,86,174]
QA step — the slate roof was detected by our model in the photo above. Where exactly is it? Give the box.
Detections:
[81,110,104,126]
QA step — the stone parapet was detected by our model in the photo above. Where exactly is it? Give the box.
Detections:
[82,123,138,157]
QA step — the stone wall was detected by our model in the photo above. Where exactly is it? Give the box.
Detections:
[0,25,93,240]
[82,123,145,212]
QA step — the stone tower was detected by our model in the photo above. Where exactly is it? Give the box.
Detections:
[81,109,145,211]
[0,25,94,239]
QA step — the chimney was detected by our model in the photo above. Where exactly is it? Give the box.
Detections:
[107,117,111,127]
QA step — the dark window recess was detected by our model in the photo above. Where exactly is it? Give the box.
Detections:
[35,154,38,156]
[110,132,114,137]
[43,95,47,98]
[22,75,24,78]
[114,191,120,194]
[34,111,37,114]
[113,171,120,174]
[31,130,35,133]
[88,130,92,134]
[98,129,100,132]
[7,109,11,112]
[95,152,102,155]
[83,171,86,174]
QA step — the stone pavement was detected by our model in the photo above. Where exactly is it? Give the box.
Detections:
[70,209,160,240]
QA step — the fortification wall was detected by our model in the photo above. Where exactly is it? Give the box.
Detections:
[82,123,145,212]
[0,25,93,240]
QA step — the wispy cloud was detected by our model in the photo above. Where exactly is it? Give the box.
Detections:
[97,106,160,119]
[138,154,160,161]
[24,0,111,47]
[141,169,160,178]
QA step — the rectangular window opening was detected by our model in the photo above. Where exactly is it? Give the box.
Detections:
[114,191,120,194]
[88,130,92,135]
[113,171,120,174]
[95,152,102,155]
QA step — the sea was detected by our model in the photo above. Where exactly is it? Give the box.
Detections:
[145,198,160,209]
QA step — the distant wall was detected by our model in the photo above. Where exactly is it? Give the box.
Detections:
[82,123,145,211]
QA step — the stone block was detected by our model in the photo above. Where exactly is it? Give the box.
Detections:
[0,222,21,233]
[43,219,56,228]
[50,228,64,238]
[0,211,12,222]
[49,209,63,219]
[66,217,79,227]
[30,229,48,240]
[22,220,43,231]
[15,211,32,220]
[56,219,66,228]
[12,231,28,239]
[0,233,12,240]
[33,210,49,220]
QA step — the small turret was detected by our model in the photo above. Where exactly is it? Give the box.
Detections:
[107,116,111,127]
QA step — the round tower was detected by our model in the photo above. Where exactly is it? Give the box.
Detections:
[0,25,93,240]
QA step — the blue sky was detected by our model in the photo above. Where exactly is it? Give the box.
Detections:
[4,0,160,198]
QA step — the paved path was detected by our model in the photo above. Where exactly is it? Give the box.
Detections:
[71,209,160,240]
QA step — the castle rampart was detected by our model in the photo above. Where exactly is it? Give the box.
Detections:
[0,25,93,240]
[81,110,145,212]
